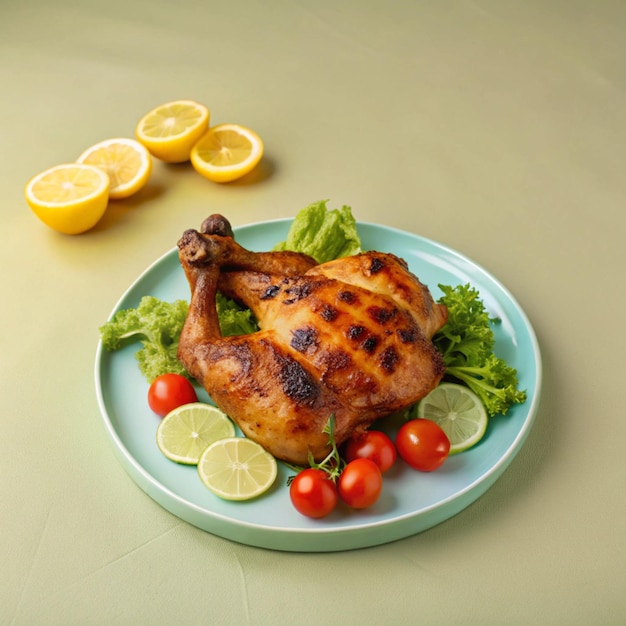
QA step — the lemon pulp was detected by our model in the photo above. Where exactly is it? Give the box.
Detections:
[77,137,152,199]
[135,100,210,163]
[190,123,263,183]
[25,163,110,234]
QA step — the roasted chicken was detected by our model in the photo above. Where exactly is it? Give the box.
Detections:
[177,215,448,465]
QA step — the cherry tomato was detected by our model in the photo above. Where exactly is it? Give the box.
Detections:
[344,430,397,474]
[338,458,383,509]
[148,373,198,417]
[396,419,450,472]
[289,468,338,518]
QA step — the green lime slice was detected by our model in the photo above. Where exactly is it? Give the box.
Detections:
[197,437,278,501]
[156,403,235,465]
[417,383,488,454]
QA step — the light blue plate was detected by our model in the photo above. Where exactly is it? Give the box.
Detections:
[95,219,541,552]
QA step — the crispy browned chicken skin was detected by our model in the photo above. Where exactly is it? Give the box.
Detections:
[177,215,447,465]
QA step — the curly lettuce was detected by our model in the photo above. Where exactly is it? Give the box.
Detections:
[100,293,260,382]
[99,296,189,382]
[216,292,259,336]
[432,283,527,417]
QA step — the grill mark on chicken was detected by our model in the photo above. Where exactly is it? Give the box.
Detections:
[338,290,357,304]
[276,353,320,405]
[368,305,397,325]
[347,324,366,340]
[290,326,319,353]
[379,346,400,373]
[346,324,379,353]
[283,282,313,304]
[361,336,379,353]
[369,257,385,274]
[319,304,338,322]
[397,328,418,343]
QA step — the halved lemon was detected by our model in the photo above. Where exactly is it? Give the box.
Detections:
[135,100,210,163]
[77,138,152,200]
[417,383,488,454]
[25,163,110,234]
[190,123,264,183]
[157,403,236,465]
[197,437,277,501]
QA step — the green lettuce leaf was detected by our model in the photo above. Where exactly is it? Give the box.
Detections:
[273,199,361,263]
[216,292,259,336]
[99,296,190,382]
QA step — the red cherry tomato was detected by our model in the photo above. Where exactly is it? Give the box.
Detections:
[344,430,397,474]
[338,458,383,509]
[396,419,450,472]
[147,373,198,417]
[289,468,338,518]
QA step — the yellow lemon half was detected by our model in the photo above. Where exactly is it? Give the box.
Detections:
[25,163,110,234]
[135,100,210,163]
[190,123,264,183]
[77,138,152,200]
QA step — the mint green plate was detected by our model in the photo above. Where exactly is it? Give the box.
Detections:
[95,219,541,552]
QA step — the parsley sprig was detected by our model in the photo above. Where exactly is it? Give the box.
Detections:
[286,415,345,483]
[432,283,527,417]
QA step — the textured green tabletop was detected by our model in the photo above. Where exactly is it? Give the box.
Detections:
[1,1,624,624]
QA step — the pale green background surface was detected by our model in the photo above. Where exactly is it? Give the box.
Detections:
[1,1,625,624]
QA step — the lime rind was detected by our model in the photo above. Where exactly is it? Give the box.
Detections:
[156,403,235,465]
[417,383,488,454]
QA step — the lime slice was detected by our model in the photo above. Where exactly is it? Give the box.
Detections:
[417,383,488,454]
[156,403,235,465]
[197,437,278,501]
